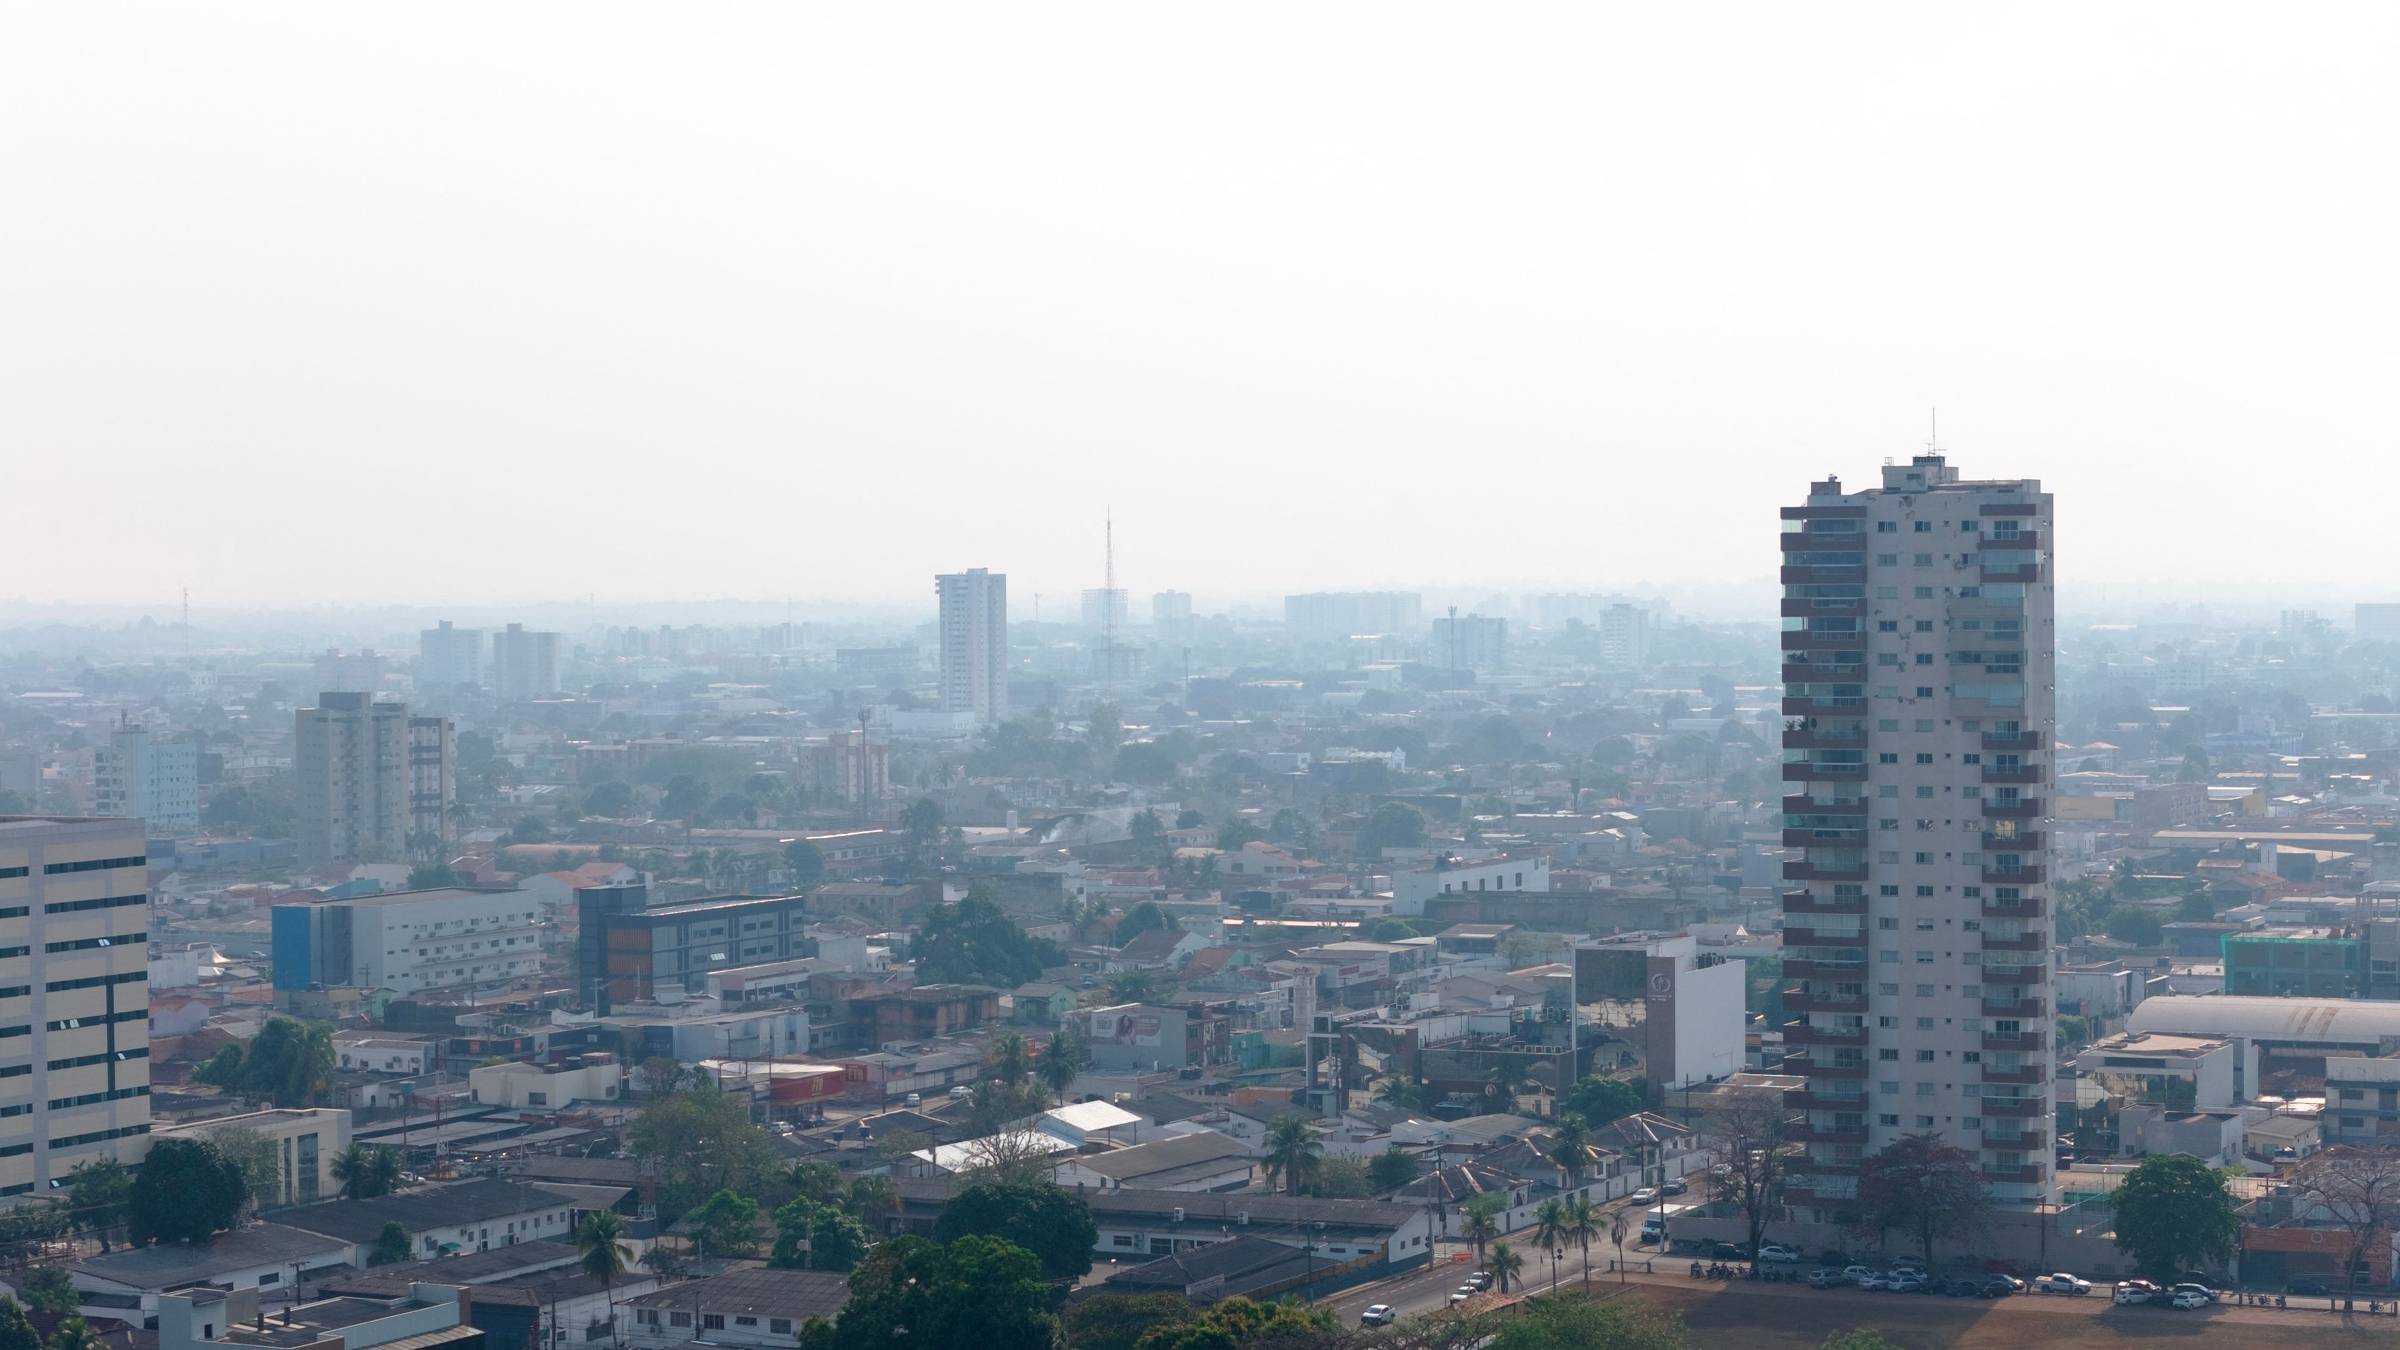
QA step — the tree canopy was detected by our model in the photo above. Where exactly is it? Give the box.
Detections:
[628,1086,783,1221]
[192,1016,335,1107]
[1357,801,1427,856]
[1130,1297,1335,1350]
[929,1180,1096,1280]
[1562,1076,1644,1128]
[1854,1132,1990,1263]
[813,1236,1057,1350]
[911,888,1064,987]
[2111,1153,2239,1282]
[128,1138,248,1246]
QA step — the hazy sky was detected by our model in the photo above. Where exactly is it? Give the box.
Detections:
[4,4,2394,614]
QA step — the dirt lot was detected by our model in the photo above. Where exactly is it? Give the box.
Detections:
[1621,1284,2400,1350]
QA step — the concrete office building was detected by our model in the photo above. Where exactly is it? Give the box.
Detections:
[417,621,484,694]
[0,815,155,1195]
[295,693,409,867]
[312,649,386,694]
[1430,613,1507,672]
[272,887,543,997]
[1152,590,1194,644]
[95,725,199,836]
[576,882,812,1013]
[935,569,1009,725]
[1598,603,1650,669]
[1779,453,2055,1212]
[489,624,561,701]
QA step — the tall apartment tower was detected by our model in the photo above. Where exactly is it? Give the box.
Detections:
[0,815,155,1191]
[406,715,454,849]
[936,569,1009,725]
[1780,453,2055,1215]
[95,725,199,836]
[295,693,410,866]
[490,623,561,701]
[417,621,484,694]
[1152,590,1194,646]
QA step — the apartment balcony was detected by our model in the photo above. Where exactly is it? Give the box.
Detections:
[1783,728,1868,752]
[1983,965,2047,987]
[1981,1130,2045,1150]
[1981,564,2042,584]
[1982,1029,2046,1053]
[1981,1164,2045,1185]
[1981,730,2042,752]
[1781,630,1865,652]
[1784,988,1868,1015]
[1784,796,1867,816]
[1783,827,1866,847]
[1781,505,1870,521]
[1782,695,1867,716]
[1982,764,2043,785]
[1979,931,2048,952]
[1783,958,1865,982]
[1781,565,1866,586]
[1782,762,1869,783]
[1782,598,1864,619]
[1791,1122,1869,1146]
[1783,891,1867,916]
[1986,530,2041,551]
[1981,1098,2048,1120]
[1981,830,2044,851]
[1980,998,2044,1019]
[1780,926,1865,948]
[1980,1064,2048,1085]
[1781,1060,1869,1083]
[1981,894,2045,919]
[1982,798,2043,819]
[1784,1029,1868,1052]
[1781,532,1867,553]
[1783,862,1868,883]
[1983,865,2046,886]
[1979,502,2037,518]
[1781,663,1864,684]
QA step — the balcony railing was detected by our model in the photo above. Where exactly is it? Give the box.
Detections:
[1783,762,1869,783]
[1980,998,2043,1019]
[1784,988,1869,1014]
[1981,894,2045,919]
[1781,1059,1870,1082]
[1784,796,1867,816]
[1781,565,1865,586]
[1784,729,1868,752]
[1979,931,2047,952]
[1981,830,2044,851]
[1983,864,2046,886]
[1982,798,2043,819]
[1784,862,1868,882]
[1791,1123,1869,1145]
[1783,1024,1868,1047]
[1783,828,1866,847]
[1981,730,2042,751]
[1982,764,2043,785]
[1781,695,1867,716]
[1983,965,2046,986]
[1982,1029,2046,1053]
[1781,630,1865,651]
[1784,891,1867,916]
[1981,1098,2047,1119]
[1981,1164,2045,1184]
[1981,564,2041,583]
[1781,664,1864,683]
[1783,959,1866,981]
[1781,926,1865,948]
[1981,1131,2044,1150]
[1980,1064,2047,1085]
[1782,598,1864,618]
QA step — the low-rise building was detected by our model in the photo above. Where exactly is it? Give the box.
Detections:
[623,1268,851,1350]
[2322,1055,2400,1147]
[1052,1132,1255,1192]
[157,1284,481,1350]
[155,1109,353,1209]
[67,1223,356,1328]
[467,1057,623,1110]
[277,1180,581,1267]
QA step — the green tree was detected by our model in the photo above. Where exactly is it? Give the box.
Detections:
[2105,907,2164,946]
[15,1270,74,1318]
[368,1222,413,1266]
[576,1211,631,1329]
[1104,971,1154,1004]
[930,1180,1097,1280]
[1064,1294,1194,1350]
[1306,1157,1373,1199]
[1561,1076,1644,1128]
[127,1138,247,1246]
[1487,1239,1524,1295]
[582,781,636,817]
[193,1043,246,1090]
[628,1086,783,1220]
[2112,1154,2240,1282]
[219,1016,336,1108]
[901,797,944,869]
[988,1032,1032,1088]
[1368,918,1419,943]
[770,1198,867,1272]
[783,838,827,886]
[1463,1194,1504,1268]
[1532,1198,1570,1292]
[1115,901,1169,942]
[64,1160,131,1252]
[1037,1024,1087,1104]
[687,1188,763,1258]
[911,887,1065,987]
[332,1143,403,1200]
[0,1299,40,1350]
[45,1318,98,1350]
[1565,1193,1600,1292]
[820,1235,1057,1350]
[659,774,709,823]
[1548,1114,1592,1187]
[1819,1334,1896,1350]
[1174,809,1205,830]
[206,1126,284,1210]
[2177,891,2218,922]
[1261,1114,1323,1195]
[405,862,458,889]
[1368,1146,1422,1193]
[1357,801,1428,857]
[1488,1298,1686,1350]
[1132,1297,1335,1350]
[1855,1132,1991,1265]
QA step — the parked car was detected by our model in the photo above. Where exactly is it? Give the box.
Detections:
[1660,1179,1690,1196]
[1465,1272,1492,1291]
[2288,1277,2335,1296]
[1943,1278,1985,1297]
[2168,1282,2216,1305]
[2035,1273,2093,1296]
[2113,1281,2159,1306]
[1807,1269,1846,1289]
[2169,1290,2210,1310]
[1628,1187,1660,1206]
[1857,1273,1896,1291]
[1360,1305,1396,1327]
[1890,1259,1927,1276]
[1448,1289,1476,1306]
[1757,1245,1803,1265]
[1838,1265,1876,1283]
[1978,1276,2020,1298]
[1710,1243,1749,1261]
[1888,1275,1929,1294]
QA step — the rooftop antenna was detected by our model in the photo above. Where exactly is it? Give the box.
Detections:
[1927,407,1942,456]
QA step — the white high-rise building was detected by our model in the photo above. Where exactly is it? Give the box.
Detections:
[1780,453,2055,1214]
[1597,604,1650,669]
[936,569,1009,725]
[418,621,484,694]
[0,814,155,1189]
[94,726,198,836]
[1430,613,1507,671]
[1152,590,1194,645]
[490,623,561,701]
[294,692,410,866]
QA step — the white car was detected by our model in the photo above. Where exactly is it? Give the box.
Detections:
[2035,1273,2093,1296]
[1757,1245,1803,1264]
[1360,1305,1397,1327]
[1448,1289,1476,1306]
[1629,1187,1660,1205]
[2169,1290,2210,1311]
[2169,1283,2217,1305]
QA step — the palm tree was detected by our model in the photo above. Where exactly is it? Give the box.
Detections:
[332,1143,403,1199]
[1548,1115,1590,1189]
[1532,1198,1569,1293]
[576,1211,632,1336]
[1261,1114,1324,1196]
[1037,1026,1085,1105]
[1463,1201,1501,1270]
[988,1033,1031,1088]
[47,1317,100,1350]
[1488,1240,1524,1296]
[1565,1194,1599,1291]
[1609,1210,1631,1284]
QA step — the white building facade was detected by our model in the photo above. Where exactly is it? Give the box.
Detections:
[935,568,1009,725]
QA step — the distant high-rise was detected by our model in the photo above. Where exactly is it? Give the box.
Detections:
[295,692,410,865]
[1152,590,1194,643]
[490,623,561,701]
[95,725,198,835]
[0,814,154,1188]
[936,569,1009,724]
[1780,453,2055,1216]
[312,648,385,694]
[2357,604,2400,643]
[1284,592,1422,644]
[407,715,454,849]
[1430,613,1507,672]
[418,620,484,693]
[1598,604,1650,669]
